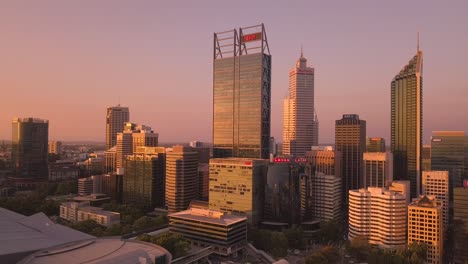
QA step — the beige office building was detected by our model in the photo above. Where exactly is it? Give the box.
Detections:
[388,180,411,205]
[165,146,198,213]
[349,187,407,251]
[60,201,120,227]
[305,146,342,177]
[422,170,449,228]
[363,152,393,188]
[408,195,443,264]
[282,52,318,157]
[209,158,269,225]
[116,122,158,169]
[312,173,341,221]
[48,141,62,154]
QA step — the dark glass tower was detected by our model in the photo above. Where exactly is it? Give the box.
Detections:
[213,24,271,159]
[335,114,366,204]
[11,118,49,182]
[391,48,423,199]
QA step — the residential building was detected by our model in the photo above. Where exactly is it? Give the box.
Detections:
[335,114,366,204]
[363,152,393,188]
[106,105,129,150]
[422,171,449,227]
[123,146,166,209]
[166,146,198,213]
[60,201,120,227]
[11,118,49,186]
[48,140,62,154]
[209,158,269,225]
[348,187,407,251]
[282,50,318,156]
[169,207,247,256]
[213,24,271,159]
[366,137,386,152]
[408,195,443,264]
[391,47,423,199]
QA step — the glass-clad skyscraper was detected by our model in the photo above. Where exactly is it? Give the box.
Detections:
[213,24,271,159]
[431,131,465,188]
[11,118,49,183]
[391,47,423,199]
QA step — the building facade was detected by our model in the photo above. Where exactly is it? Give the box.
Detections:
[431,131,465,189]
[209,158,268,225]
[423,144,432,171]
[408,195,443,264]
[454,184,468,264]
[105,105,129,150]
[312,173,342,222]
[213,24,271,159]
[60,201,120,227]
[335,114,366,204]
[11,118,49,184]
[363,152,393,188]
[169,207,247,256]
[391,48,423,199]
[348,187,407,251]
[282,51,318,157]
[123,147,166,209]
[48,140,62,155]
[165,146,198,213]
[421,170,449,228]
[78,177,93,196]
[305,146,341,177]
[366,137,386,152]
[116,123,158,169]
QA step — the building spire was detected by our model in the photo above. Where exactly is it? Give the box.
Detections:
[417,32,420,52]
[300,44,303,58]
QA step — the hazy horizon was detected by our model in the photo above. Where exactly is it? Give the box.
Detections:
[1,1,467,144]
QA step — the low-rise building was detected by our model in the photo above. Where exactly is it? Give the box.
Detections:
[169,207,247,256]
[60,201,120,227]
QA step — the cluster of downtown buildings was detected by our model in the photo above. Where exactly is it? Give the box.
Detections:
[3,24,468,263]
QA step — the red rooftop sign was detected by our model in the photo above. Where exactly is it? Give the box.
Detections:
[242,32,262,43]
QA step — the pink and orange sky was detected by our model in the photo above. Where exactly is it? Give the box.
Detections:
[1,1,467,144]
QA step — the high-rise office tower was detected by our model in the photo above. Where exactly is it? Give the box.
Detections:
[422,171,449,228]
[282,50,318,157]
[123,146,166,209]
[454,184,468,264]
[312,173,342,222]
[11,118,49,185]
[408,195,443,264]
[165,146,198,213]
[104,146,117,174]
[106,105,129,150]
[389,180,411,205]
[305,146,342,177]
[363,152,393,188]
[391,45,423,199]
[335,114,366,204]
[209,158,269,225]
[116,123,158,170]
[213,24,271,159]
[422,144,432,171]
[431,131,465,188]
[48,140,62,155]
[365,137,386,152]
[348,187,407,251]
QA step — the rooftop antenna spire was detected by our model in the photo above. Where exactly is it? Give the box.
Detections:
[118,96,120,107]
[417,32,420,52]
[301,44,303,58]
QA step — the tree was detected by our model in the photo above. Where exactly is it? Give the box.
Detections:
[407,242,427,264]
[346,236,371,262]
[71,219,104,235]
[284,225,305,249]
[138,232,190,259]
[306,246,339,264]
[270,231,288,258]
[133,216,157,230]
[318,220,340,243]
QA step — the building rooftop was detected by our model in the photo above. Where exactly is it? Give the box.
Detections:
[19,238,172,264]
[0,207,94,263]
[169,208,247,226]
[410,195,440,208]
[61,202,119,217]
[209,157,269,165]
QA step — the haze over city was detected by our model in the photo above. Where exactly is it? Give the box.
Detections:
[1,0,467,143]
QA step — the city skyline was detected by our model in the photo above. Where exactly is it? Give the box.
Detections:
[1,1,467,144]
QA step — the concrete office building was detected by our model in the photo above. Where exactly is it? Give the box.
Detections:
[60,201,120,227]
[169,207,247,256]
[363,152,393,188]
[305,146,341,177]
[116,122,158,169]
[104,146,117,174]
[198,163,209,201]
[106,105,129,150]
[423,144,431,171]
[312,173,342,222]
[348,187,407,251]
[422,171,449,228]
[389,180,411,205]
[391,46,423,199]
[408,195,443,264]
[366,137,386,152]
[78,177,93,196]
[209,158,269,225]
[123,147,166,209]
[48,140,62,154]
[166,146,198,213]
[11,118,49,187]
[335,114,366,204]
[454,184,468,263]
[282,50,318,156]
[213,24,271,159]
